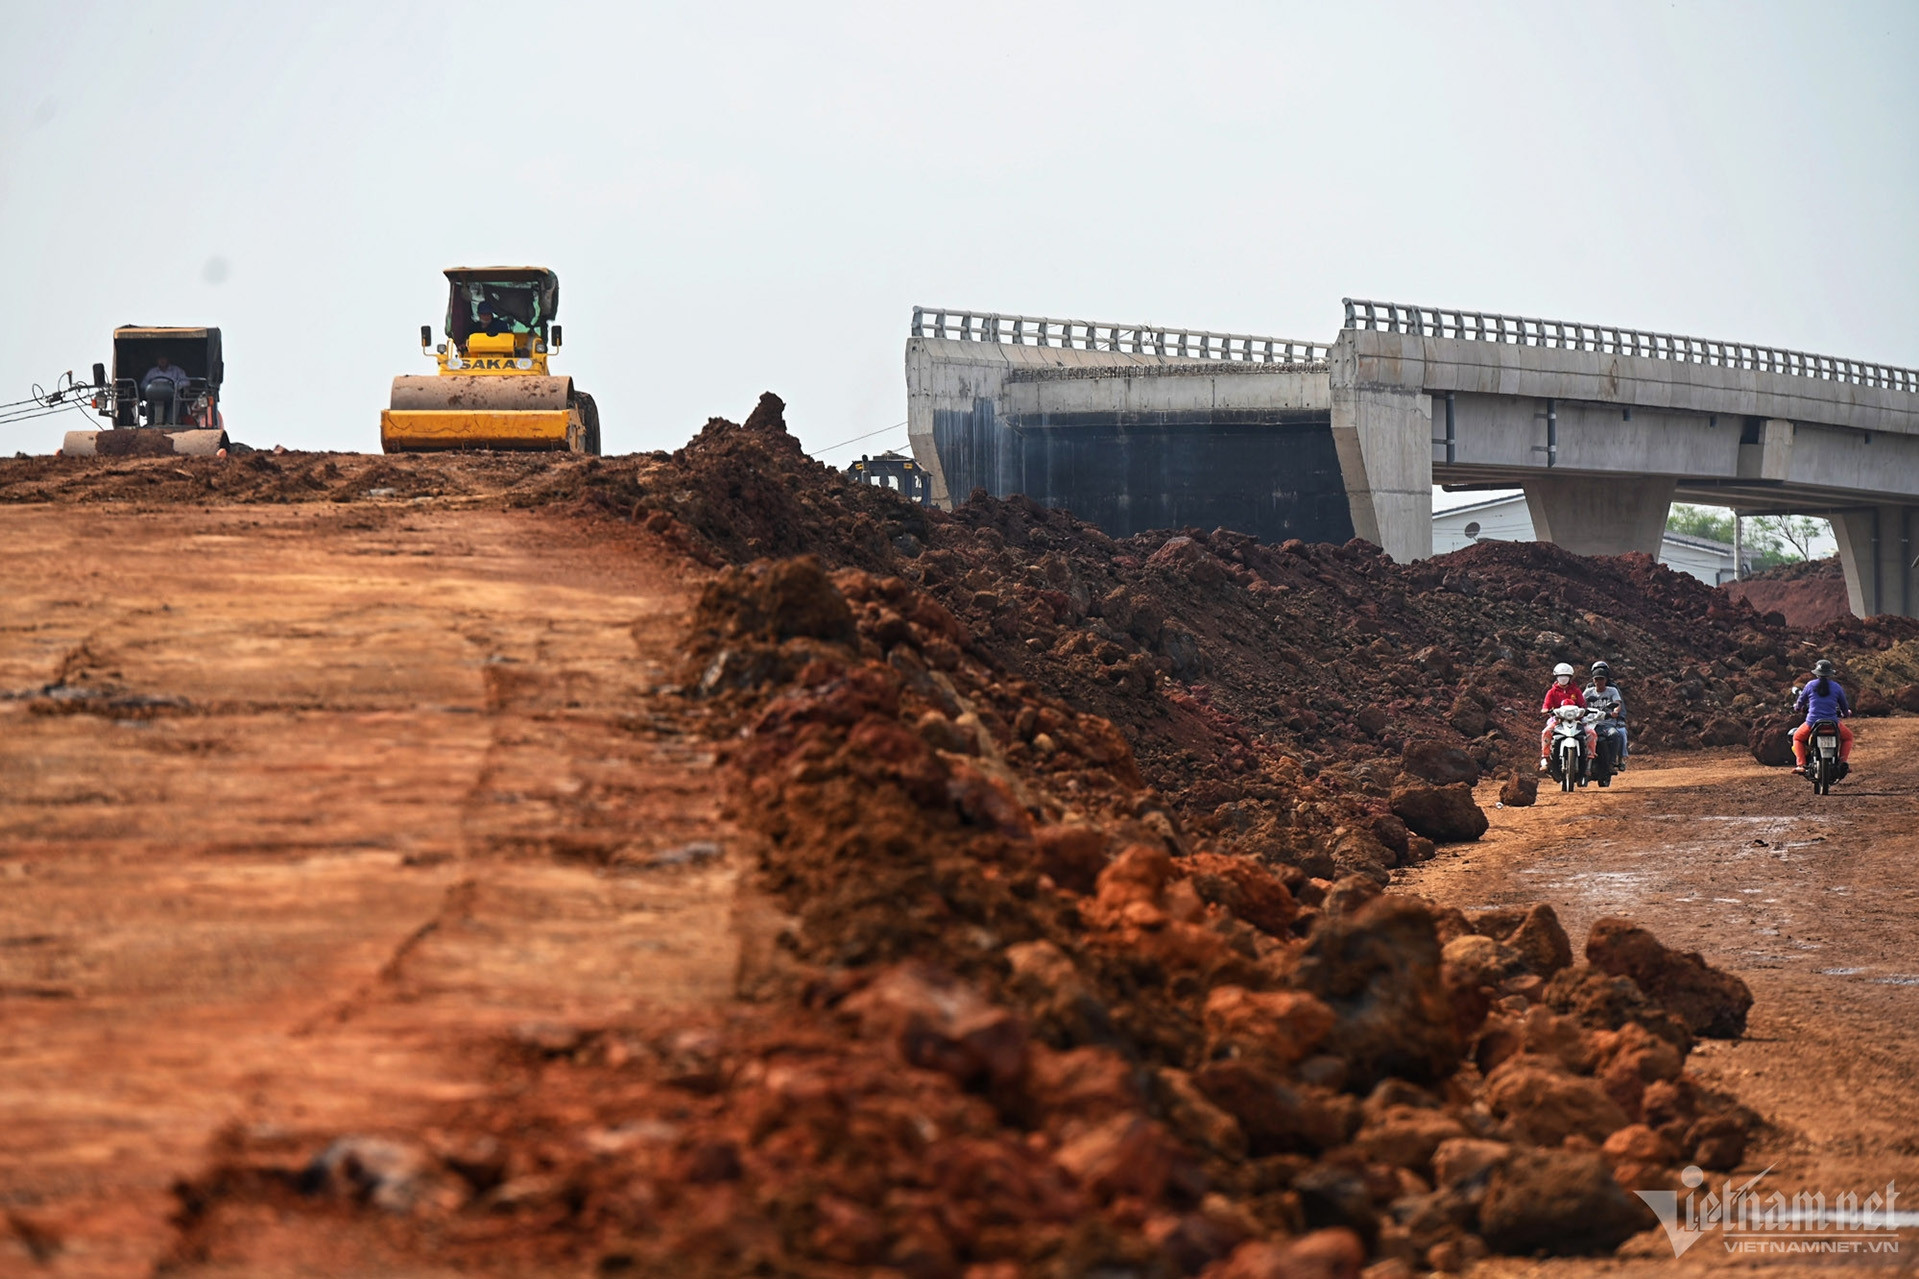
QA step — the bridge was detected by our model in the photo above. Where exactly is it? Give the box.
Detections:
[904,301,1919,617]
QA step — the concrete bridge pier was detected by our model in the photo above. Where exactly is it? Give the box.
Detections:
[1522,476,1677,558]
[1831,503,1919,619]
[1329,373,1434,562]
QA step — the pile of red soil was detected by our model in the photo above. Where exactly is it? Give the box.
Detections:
[171,548,1761,1275]
[524,401,1912,880]
[165,400,1773,1275]
[1721,557,1852,629]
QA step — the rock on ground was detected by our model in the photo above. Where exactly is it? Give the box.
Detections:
[1478,1149,1651,1255]
[1390,781,1488,844]
[1585,916,1754,1038]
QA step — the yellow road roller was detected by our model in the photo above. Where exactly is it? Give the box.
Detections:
[381,266,599,454]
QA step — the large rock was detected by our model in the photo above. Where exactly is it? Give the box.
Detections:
[1543,964,1694,1051]
[1004,940,1114,1046]
[1441,933,1521,992]
[1202,985,1335,1071]
[1748,717,1795,767]
[1478,1150,1651,1255]
[1402,740,1481,786]
[1504,903,1574,978]
[1585,917,1754,1038]
[1184,851,1298,937]
[1855,688,1892,718]
[1699,717,1747,747]
[1431,1137,1511,1191]
[694,555,857,646]
[1352,1105,1469,1176]
[1192,1061,1353,1155]
[1498,771,1538,808]
[1894,684,1919,713]
[1391,782,1488,844]
[1292,896,1461,1089]
[1484,1057,1631,1146]
[841,963,1029,1086]
[1053,1112,1190,1202]
[1446,696,1489,738]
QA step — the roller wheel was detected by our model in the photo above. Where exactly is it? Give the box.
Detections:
[576,391,601,457]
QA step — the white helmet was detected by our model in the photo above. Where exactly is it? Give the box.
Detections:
[1553,662,1575,682]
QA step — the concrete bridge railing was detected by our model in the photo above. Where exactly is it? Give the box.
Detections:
[913,306,1330,366]
[1343,297,1919,394]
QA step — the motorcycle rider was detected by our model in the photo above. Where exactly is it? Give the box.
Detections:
[1791,658,1854,777]
[1584,660,1627,772]
[1539,661,1596,773]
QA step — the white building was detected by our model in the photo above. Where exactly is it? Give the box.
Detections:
[1432,493,1744,585]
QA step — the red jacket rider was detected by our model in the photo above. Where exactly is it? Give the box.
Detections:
[1540,662,1596,768]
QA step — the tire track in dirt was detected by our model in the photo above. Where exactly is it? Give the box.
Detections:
[0,504,742,1275]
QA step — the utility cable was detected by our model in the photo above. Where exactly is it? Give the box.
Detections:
[813,420,908,457]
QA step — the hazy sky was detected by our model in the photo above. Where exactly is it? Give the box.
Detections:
[4,1,1915,472]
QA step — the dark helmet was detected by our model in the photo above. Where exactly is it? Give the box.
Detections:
[1813,659,1836,678]
[1590,660,1611,679]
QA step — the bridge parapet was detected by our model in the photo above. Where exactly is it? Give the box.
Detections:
[1343,297,1919,394]
[913,306,1329,366]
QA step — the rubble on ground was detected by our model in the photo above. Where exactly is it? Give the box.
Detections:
[159,399,1785,1273]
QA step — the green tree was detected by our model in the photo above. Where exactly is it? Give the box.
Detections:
[1665,504,1804,570]
[1665,504,1740,543]
[1748,514,1830,564]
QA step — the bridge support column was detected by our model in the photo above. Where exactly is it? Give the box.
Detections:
[1330,384,1432,561]
[1831,504,1919,618]
[1522,476,1675,557]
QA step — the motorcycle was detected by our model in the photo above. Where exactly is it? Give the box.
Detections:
[1547,705,1606,792]
[1805,718,1846,796]
[1788,684,1850,796]
[1591,712,1625,785]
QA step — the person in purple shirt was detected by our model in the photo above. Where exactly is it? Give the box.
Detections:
[1791,659,1853,775]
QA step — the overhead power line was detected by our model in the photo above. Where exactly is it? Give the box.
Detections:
[814,421,908,457]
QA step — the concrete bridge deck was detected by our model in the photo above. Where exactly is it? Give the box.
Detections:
[905,302,1919,617]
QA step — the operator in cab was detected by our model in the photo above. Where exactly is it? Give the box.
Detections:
[139,355,190,426]
[1791,658,1854,777]
[474,305,515,337]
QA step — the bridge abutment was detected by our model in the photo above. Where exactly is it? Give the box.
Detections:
[1831,503,1919,618]
[1522,476,1676,557]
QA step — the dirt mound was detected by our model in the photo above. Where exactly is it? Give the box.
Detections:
[1721,556,1851,628]
[0,448,560,505]
[172,528,1763,1272]
[9,398,1815,1270]
[1738,555,1845,584]
[0,395,924,576]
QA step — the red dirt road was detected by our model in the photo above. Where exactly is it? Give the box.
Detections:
[0,503,738,1275]
[1401,729,1919,1275]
